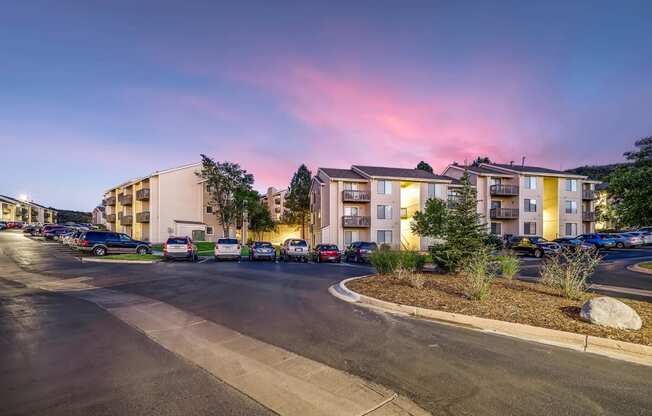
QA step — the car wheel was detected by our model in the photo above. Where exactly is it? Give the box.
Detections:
[616,242,624,249]
[93,246,106,256]
[136,246,147,255]
[533,249,543,258]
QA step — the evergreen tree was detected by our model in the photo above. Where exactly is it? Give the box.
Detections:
[283,164,312,239]
[416,161,433,173]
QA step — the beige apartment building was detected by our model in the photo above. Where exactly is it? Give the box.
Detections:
[261,187,288,221]
[309,166,462,250]
[0,195,57,224]
[102,163,234,243]
[442,163,600,240]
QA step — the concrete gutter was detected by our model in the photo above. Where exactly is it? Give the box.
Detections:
[627,262,652,275]
[330,276,652,367]
[81,257,160,264]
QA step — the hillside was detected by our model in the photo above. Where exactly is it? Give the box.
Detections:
[565,163,630,182]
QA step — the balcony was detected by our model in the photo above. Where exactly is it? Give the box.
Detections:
[342,215,371,228]
[118,193,133,205]
[582,190,596,200]
[121,215,133,225]
[583,212,597,221]
[136,188,150,201]
[136,211,150,223]
[490,208,519,219]
[490,184,519,196]
[447,196,460,209]
[342,190,371,202]
[107,214,116,222]
[103,196,116,206]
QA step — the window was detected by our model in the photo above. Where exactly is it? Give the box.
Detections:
[491,222,502,235]
[344,206,359,216]
[565,223,577,236]
[565,200,577,214]
[565,179,578,192]
[344,230,359,245]
[377,230,392,244]
[206,226,213,235]
[400,208,408,218]
[377,180,392,194]
[206,206,213,214]
[524,198,537,212]
[524,176,537,190]
[491,201,502,209]
[524,222,537,235]
[490,178,502,186]
[377,205,392,219]
[343,182,358,191]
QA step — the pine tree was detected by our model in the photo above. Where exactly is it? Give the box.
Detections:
[283,164,312,239]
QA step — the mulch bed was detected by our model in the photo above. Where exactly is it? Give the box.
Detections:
[349,274,652,346]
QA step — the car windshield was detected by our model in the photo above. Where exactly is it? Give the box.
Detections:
[218,238,238,244]
[254,242,272,247]
[289,240,307,246]
[320,245,338,250]
[530,237,547,243]
[167,238,188,244]
[360,242,378,250]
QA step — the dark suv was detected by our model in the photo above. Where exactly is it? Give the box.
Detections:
[78,231,151,256]
[344,241,378,263]
[507,236,561,258]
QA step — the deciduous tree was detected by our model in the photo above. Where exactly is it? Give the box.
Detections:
[283,164,312,239]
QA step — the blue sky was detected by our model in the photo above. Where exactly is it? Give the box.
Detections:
[1,1,651,211]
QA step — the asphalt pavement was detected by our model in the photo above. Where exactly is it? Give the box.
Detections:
[1,230,651,416]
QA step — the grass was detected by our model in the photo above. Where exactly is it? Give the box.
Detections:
[350,274,652,346]
[100,254,161,261]
[639,262,652,270]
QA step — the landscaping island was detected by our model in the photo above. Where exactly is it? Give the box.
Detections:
[349,274,652,346]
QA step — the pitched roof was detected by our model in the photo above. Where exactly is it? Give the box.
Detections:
[319,168,366,180]
[485,163,586,177]
[352,165,450,181]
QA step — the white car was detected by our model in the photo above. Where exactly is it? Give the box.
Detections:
[280,239,310,262]
[214,238,241,261]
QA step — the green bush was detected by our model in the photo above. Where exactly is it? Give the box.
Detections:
[484,233,503,251]
[429,243,462,273]
[461,247,496,301]
[497,254,520,279]
[370,250,401,275]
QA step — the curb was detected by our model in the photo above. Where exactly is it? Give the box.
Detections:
[627,263,652,275]
[81,257,161,264]
[331,276,652,367]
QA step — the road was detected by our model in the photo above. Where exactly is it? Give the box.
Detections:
[1,230,651,416]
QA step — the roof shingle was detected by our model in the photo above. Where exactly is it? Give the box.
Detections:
[352,165,450,180]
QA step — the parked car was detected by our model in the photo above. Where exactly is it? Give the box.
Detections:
[78,231,151,256]
[163,236,198,261]
[553,237,593,252]
[638,226,652,234]
[214,238,241,261]
[312,244,342,263]
[625,231,652,246]
[344,241,378,263]
[507,236,561,258]
[0,221,6,231]
[44,226,70,240]
[607,233,642,248]
[576,233,617,250]
[249,241,276,261]
[280,239,310,262]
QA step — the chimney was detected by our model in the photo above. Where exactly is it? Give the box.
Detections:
[509,160,514,166]
[521,156,526,167]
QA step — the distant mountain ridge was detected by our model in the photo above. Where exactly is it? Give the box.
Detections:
[565,163,631,182]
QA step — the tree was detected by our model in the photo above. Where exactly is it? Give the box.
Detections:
[283,164,312,239]
[247,200,276,240]
[607,138,652,227]
[411,198,448,238]
[471,156,492,167]
[196,154,254,237]
[416,161,433,173]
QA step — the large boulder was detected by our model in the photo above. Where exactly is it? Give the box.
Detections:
[580,297,642,330]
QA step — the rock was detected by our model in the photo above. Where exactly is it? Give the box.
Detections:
[580,297,642,330]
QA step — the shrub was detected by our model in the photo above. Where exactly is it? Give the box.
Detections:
[407,273,427,289]
[460,247,496,301]
[498,254,520,279]
[429,243,462,273]
[370,249,401,275]
[484,233,504,251]
[540,249,602,300]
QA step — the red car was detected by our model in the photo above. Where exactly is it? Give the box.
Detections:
[313,244,341,263]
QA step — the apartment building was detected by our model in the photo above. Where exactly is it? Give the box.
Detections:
[0,195,57,223]
[309,166,462,250]
[261,187,288,221]
[442,163,600,239]
[92,206,106,226]
[102,163,234,243]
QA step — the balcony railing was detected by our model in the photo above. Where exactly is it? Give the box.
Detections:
[118,194,133,205]
[342,190,371,202]
[136,188,150,200]
[103,196,116,206]
[583,212,596,221]
[490,208,519,219]
[121,215,133,225]
[582,190,596,200]
[136,211,150,223]
[107,214,116,222]
[342,215,371,227]
[490,184,519,196]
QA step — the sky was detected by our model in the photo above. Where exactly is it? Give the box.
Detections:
[1,0,651,211]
